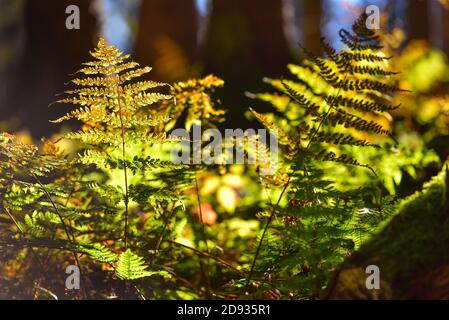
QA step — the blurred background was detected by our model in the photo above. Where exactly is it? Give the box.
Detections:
[0,0,448,138]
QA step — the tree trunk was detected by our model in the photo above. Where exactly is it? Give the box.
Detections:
[407,0,429,41]
[0,0,26,113]
[201,0,291,129]
[3,0,98,137]
[133,0,198,82]
[442,3,449,55]
[203,0,290,77]
[301,0,322,55]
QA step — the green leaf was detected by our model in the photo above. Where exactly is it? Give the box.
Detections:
[79,243,118,264]
[115,249,169,280]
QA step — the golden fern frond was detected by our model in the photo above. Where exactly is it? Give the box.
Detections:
[160,74,226,131]
[53,38,173,146]
[249,108,296,148]
[0,133,65,181]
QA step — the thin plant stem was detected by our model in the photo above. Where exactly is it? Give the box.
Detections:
[245,176,291,293]
[2,204,48,298]
[32,174,89,299]
[194,174,211,298]
[150,202,176,264]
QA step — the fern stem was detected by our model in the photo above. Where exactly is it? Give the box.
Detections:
[32,175,76,248]
[150,202,176,264]
[167,240,244,276]
[114,78,130,299]
[245,176,291,293]
[103,49,130,251]
[305,74,349,152]
[32,174,89,299]
[34,175,85,298]
[194,174,211,298]
[119,109,130,251]
[2,203,49,298]
[112,74,130,250]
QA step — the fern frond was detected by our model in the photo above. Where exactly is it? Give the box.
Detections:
[115,249,168,280]
[79,243,118,264]
[54,38,174,147]
[249,108,296,147]
[247,13,402,296]
[160,74,226,131]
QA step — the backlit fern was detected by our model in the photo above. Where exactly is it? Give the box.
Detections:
[1,13,442,301]
[159,74,226,132]
[245,13,402,298]
[116,249,169,280]
[53,38,185,251]
[0,133,73,243]
[0,38,231,299]
[0,39,196,297]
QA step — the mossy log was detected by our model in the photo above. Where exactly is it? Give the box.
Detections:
[327,164,449,299]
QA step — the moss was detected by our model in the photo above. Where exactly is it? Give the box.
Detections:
[363,164,449,276]
[328,164,449,298]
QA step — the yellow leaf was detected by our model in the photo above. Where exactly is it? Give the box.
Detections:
[222,174,244,188]
[217,186,238,213]
[200,176,220,195]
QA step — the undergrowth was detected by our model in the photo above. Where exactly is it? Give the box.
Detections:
[0,14,443,299]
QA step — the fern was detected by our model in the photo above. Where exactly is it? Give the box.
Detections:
[53,38,187,250]
[0,132,72,240]
[160,74,226,131]
[115,249,169,280]
[0,39,202,298]
[250,16,403,166]
[2,14,436,301]
[78,243,118,264]
[246,13,402,298]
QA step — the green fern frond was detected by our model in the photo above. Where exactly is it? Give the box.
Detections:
[115,249,169,280]
[79,243,118,264]
[246,13,402,297]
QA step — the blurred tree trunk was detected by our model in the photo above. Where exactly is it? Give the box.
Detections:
[201,0,291,129]
[198,0,290,128]
[407,0,429,41]
[301,0,322,55]
[0,0,25,116]
[443,4,449,54]
[203,0,290,77]
[133,0,198,82]
[428,0,449,54]
[4,0,98,137]
[245,0,291,75]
